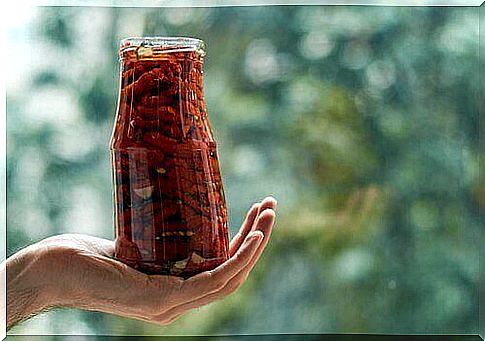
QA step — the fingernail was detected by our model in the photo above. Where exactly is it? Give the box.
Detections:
[266,196,278,207]
[260,207,276,216]
[250,231,264,241]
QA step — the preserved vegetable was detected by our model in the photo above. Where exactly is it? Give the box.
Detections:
[110,37,229,278]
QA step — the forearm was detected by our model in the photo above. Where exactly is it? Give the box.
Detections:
[1,260,5,335]
[4,245,53,330]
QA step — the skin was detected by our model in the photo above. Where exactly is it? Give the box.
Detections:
[2,196,277,330]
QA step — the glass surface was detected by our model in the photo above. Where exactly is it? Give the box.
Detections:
[111,38,229,277]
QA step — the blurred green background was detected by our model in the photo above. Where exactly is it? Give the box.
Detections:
[6,5,481,336]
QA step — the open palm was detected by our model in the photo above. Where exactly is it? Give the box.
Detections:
[32,196,277,325]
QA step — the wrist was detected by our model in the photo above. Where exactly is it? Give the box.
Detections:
[6,243,58,329]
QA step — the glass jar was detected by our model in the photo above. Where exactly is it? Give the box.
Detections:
[110,37,229,278]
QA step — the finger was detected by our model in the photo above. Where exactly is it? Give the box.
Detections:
[252,208,276,245]
[228,209,275,288]
[229,202,261,256]
[161,262,250,324]
[236,208,276,279]
[204,209,276,302]
[157,210,276,323]
[230,196,277,257]
[180,230,263,301]
[250,196,277,232]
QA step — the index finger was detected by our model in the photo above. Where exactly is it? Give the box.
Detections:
[154,209,276,322]
[180,230,264,299]
[229,202,260,256]
[230,196,277,256]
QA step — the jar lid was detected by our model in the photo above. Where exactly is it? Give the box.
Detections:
[119,37,206,59]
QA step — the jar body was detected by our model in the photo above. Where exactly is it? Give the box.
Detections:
[110,38,229,277]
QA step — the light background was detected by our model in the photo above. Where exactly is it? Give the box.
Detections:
[4,3,483,336]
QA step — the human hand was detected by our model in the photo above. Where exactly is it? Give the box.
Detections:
[5,196,277,329]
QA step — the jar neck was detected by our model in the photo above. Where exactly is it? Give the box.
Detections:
[119,37,206,96]
[114,51,212,145]
[118,51,206,108]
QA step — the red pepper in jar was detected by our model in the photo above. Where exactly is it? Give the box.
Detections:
[110,37,229,278]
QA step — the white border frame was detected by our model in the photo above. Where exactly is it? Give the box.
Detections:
[1,1,483,339]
